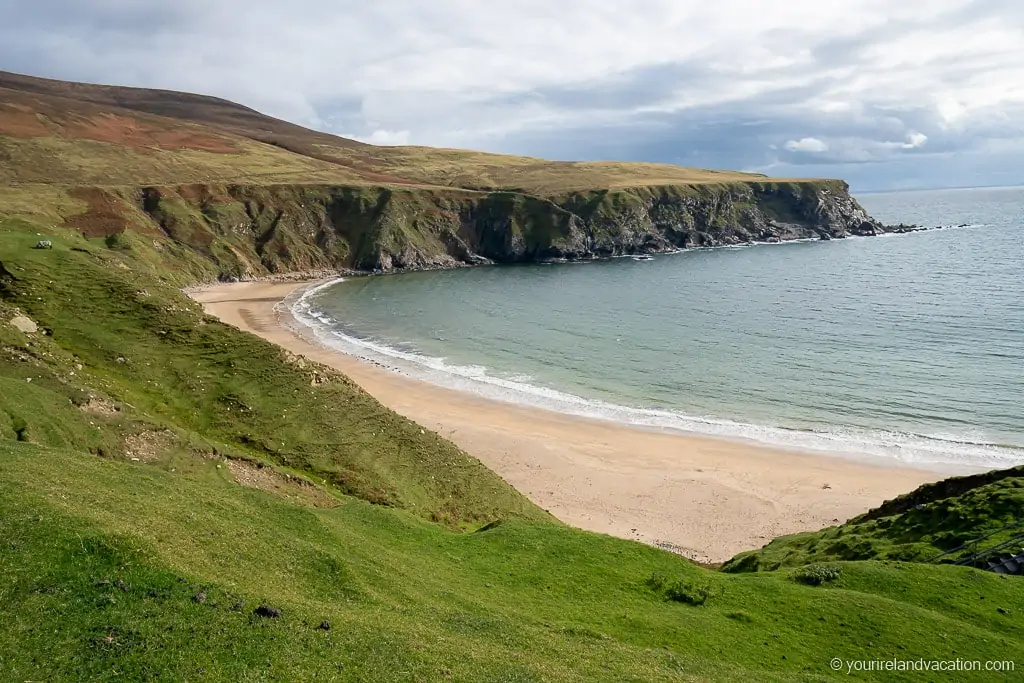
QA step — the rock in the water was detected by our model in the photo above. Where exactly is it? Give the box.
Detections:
[851,221,882,236]
[254,604,281,619]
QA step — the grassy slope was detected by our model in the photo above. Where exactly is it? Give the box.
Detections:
[4,440,1024,682]
[0,216,544,526]
[1,70,807,194]
[724,469,1024,572]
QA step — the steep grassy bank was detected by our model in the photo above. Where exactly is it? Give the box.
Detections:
[0,215,545,526]
[724,468,1024,572]
[4,440,1024,682]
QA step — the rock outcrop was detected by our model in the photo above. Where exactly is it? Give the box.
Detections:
[67,179,888,279]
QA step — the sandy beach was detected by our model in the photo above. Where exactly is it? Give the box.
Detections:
[190,279,944,563]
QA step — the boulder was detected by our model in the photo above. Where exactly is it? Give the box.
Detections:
[254,605,282,619]
[9,315,38,334]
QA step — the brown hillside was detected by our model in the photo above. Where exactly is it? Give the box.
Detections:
[0,70,779,192]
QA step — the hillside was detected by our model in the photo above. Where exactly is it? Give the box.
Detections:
[1,74,892,279]
[0,70,771,192]
[3,72,1022,680]
[724,467,1024,572]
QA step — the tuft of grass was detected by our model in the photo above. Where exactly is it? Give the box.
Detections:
[665,579,716,606]
[793,565,843,586]
[648,572,719,606]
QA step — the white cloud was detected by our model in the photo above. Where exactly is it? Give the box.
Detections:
[346,129,412,146]
[904,132,929,148]
[785,137,829,153]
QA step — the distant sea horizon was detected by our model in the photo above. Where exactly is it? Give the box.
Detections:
[855,182,1024,195]
[291,185,1024,473]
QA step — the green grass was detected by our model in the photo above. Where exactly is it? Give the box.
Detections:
[0,216,545,526]
[723,470,1024,572]
[3,441,1023,682]
[1,70,826,194]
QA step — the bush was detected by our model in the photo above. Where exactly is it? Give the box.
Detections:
[646,572,717,606]
[665,580,714,606]
[793,564,843,586]
[104,232,131,250]
[645,572,669,591]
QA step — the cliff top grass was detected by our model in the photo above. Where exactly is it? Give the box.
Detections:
[1,69,823,194]
[723,468,1024,573]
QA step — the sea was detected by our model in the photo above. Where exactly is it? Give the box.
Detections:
[291,185,1024,472]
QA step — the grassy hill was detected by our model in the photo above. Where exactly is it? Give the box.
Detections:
[1,71,1022,680]
[0,70,769,192]
[724,468,1024,572]
[0,71,888,279]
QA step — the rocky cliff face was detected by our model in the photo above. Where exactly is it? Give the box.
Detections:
[69,180,886,279]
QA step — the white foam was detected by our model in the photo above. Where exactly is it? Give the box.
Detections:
[288,279,1022,474]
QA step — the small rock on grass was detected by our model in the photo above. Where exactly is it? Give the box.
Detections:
[318,620,331,631]
[254,605,281,619]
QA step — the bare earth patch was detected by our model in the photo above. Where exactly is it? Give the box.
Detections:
[123,429,176,462]
[80,398,120,416]
[225,459,338,508]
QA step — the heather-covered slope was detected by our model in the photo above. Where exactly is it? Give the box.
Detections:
[0,69,770,192]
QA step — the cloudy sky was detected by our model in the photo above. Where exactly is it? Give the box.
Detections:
[2,0,1022,190]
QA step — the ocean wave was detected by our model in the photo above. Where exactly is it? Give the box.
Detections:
[288,280,1022,473]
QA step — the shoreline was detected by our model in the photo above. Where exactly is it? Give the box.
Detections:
[190,279,946,563]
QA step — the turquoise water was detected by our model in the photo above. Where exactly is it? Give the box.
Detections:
[293,186,1024,470]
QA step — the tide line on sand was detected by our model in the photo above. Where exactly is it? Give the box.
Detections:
[288,279,1019,473]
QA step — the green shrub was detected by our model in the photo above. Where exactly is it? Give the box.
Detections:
[68,388,91,408]
[793,564,843,586]
[11,416,28,442]
[104,232,131,250]
[646,572,669,591]
[665,580,714,606]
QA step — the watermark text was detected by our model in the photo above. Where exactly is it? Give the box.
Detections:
[830,658,1015,675]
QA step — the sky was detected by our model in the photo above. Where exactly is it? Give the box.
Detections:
[1,0,1022,191]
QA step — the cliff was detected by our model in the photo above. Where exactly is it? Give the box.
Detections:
[66,180,885,280]
[0,70,892,280]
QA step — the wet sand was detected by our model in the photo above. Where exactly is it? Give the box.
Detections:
[190,279,943,562]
